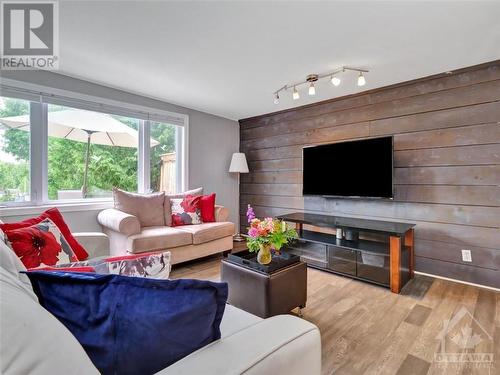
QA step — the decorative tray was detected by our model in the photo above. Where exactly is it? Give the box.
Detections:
[227,250,300,274]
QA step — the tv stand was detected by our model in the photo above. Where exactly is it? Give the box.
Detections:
[277,212,416,293]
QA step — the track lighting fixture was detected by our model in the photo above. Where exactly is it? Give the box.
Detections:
[357,72,366,86]
[273,66,369,104]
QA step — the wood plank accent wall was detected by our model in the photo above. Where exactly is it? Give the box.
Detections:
[239,61,500,289]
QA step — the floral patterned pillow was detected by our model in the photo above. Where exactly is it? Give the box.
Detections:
[55,251,171,279]
[3,218,79,269]
[171,195,202,226]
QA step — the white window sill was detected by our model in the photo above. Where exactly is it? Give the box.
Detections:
[0,199,114,217]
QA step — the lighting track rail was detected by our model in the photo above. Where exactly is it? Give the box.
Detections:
[273,66,369,104]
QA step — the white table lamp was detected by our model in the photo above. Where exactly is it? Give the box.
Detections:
[229,152,249,241]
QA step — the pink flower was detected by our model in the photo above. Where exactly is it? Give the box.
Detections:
[248,227,259,238]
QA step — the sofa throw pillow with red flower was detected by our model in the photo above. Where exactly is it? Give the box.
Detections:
[171,195,202,226]
[0,207,88,261]
[3,219,80,269]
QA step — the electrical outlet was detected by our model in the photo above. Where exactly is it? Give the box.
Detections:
[461,249,472,262]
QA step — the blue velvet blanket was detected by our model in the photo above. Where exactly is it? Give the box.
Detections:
[25,271,228,375]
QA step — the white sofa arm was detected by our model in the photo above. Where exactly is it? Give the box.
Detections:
[214,205,229,222]
[72,232,109,259]
[157,315,321,375]
[97,209,140,236]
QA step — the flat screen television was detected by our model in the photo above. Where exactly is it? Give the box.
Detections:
[303,136,394,198]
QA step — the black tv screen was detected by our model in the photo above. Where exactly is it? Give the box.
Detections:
[303,136,393,198]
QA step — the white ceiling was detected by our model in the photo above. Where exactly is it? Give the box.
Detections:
[57,1,500,120]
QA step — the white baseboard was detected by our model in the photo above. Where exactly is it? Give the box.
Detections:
[414,271,500,292]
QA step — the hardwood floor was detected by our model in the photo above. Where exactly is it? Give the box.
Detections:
[170,254,500,375]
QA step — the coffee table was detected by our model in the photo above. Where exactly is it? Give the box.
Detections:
[221,250,307,318]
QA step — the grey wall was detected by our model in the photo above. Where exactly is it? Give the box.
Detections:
[0,70,240,227]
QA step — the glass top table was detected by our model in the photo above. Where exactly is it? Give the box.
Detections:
[277,212,415,236]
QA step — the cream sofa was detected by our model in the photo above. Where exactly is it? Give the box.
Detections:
[0,238,322,375]
[98,204,234,264]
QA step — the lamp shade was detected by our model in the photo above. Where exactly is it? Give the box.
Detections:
[229,152,249,173]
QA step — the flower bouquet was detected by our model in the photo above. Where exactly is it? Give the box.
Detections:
[245,205,298,265]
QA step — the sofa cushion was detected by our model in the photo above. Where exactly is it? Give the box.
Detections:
[25,271,228,375]
[0,268,99,375]
[127,226,192,253]
[113,188,165,227]
[175,222,235,245]
[164,187,203,226]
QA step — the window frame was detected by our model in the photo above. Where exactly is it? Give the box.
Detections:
[0,88,188,211]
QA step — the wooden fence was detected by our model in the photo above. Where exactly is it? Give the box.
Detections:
[160,152,176,194]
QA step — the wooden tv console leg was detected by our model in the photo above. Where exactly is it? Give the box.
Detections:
[390,236,402,294]
[295,222,303,235]
[404,228,415,278]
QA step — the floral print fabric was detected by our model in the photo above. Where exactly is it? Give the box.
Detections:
[57,251,171,279]
[3,219,78,269]
[170,195,202,226]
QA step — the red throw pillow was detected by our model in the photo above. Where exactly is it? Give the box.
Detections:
[0,208,89,261]
[200,193,216,222]
[4,219,81,269]
[171,195,202,226]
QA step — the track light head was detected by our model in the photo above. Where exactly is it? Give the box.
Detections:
[306,74,318,96]
[357,72,366,86]
[273,92,280,104]
[308,82,316,96]
[330,75,341,86]
[292,86,300,100]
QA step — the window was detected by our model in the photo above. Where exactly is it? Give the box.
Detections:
[150,121,178,194]
[0,97,31,203]
[47,104,139,200]
[0,88,187,207]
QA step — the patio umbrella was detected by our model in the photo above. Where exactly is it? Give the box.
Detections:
[0,109,159,197]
